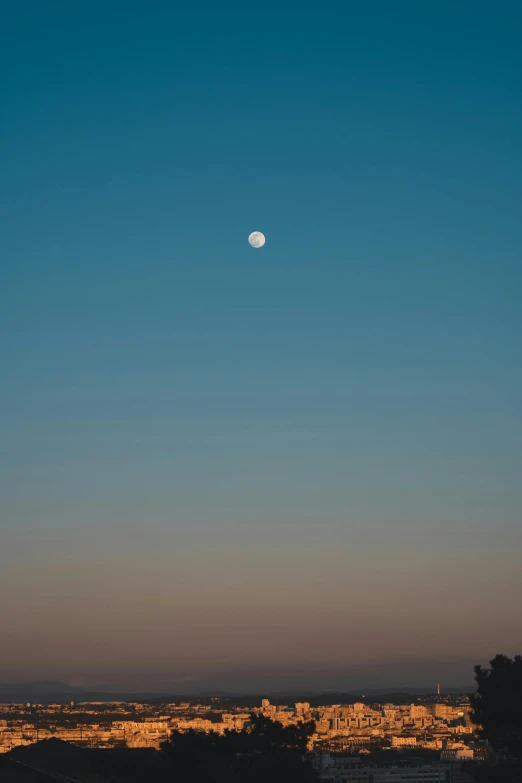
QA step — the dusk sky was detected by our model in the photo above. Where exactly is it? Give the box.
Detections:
[1,2,521,691]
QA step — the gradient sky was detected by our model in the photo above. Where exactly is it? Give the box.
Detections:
[1,1,521,691]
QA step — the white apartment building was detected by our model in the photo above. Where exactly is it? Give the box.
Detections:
[391,736,417,747]
[316,755,450,782]
[321,767,450,782]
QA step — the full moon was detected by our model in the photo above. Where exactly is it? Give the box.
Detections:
[248,231,265,248]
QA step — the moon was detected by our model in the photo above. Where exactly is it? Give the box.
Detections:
[248,231,265,248]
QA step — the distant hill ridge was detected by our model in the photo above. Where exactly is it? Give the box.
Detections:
[0,680,475,704]
[0,682,79,693]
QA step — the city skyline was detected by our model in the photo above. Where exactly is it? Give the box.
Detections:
[2,3,522,687]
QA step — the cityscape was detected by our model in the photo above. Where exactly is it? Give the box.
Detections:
[0,691,476,754]
[0,686,495,781]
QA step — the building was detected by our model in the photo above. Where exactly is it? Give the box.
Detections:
[440,747,474,762]
[315,755,450,782]
[391,736,417,747]
[410,704,430,719]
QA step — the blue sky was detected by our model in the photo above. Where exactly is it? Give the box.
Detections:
[1,2,521,687]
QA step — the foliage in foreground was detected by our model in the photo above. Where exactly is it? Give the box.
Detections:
[157,714,318,782]
[470,654,522,759]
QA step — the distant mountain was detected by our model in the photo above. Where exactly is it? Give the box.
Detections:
[0,679,475,704]
[335,685,476,695]
[0,681,84,704]
[0,681,80,694]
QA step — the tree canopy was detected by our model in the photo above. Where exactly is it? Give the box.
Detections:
[158,714,318,782]
[470,654,522,759]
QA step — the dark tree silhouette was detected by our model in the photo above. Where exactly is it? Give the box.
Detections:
[470,654,522,759]
[157,715,318,782]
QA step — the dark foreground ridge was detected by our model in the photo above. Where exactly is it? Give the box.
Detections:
[2,724,318,782]
[3,738,156,782]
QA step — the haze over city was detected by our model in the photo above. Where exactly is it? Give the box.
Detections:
[1,1,522,698]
